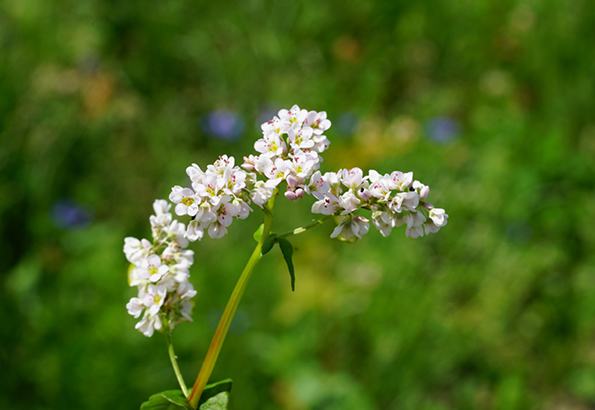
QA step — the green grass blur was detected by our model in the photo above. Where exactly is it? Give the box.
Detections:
[2,1,595,409]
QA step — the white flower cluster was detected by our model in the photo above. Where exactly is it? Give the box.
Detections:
[242,104,331,203]
[124,200,196,337]
[307,168,448,241]
[169,155,252,241]
[124,105,449,336]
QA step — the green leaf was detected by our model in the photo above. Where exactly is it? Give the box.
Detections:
[198,379,233,405]
[277,238,295,291]
[140,390,191,410]
[127,263,135,286]
[199,392,229,410]
[261,234,277,255]
[252,224,264,242]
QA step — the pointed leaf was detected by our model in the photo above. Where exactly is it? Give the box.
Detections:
[253,224,264,242]
[261,235,277,255]
[128,263,135,286]
[198,379,232,406]
[277,238,295,291]
[199,392,229,410]
[140,390,191,410]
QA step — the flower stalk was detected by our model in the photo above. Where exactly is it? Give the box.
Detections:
[166,331,189,397]
[187,194,277,408]
[276,217,330,239]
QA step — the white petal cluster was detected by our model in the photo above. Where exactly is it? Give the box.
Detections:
[124,200,196,337]
[307,168,448,241]
[243,104,331,202]
[124,106,449,336]
[169,155,252,241]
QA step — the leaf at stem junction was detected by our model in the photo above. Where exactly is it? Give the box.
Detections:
[198,379,232,406]
[140,390,191,410]
[261,234,277,255]
[277,238,295,291]
[199,392,229,410]
[252,224,264,242]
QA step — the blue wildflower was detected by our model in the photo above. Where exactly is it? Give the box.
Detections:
[52,200,91,228]
[426,116,460,143]
[201,110,244,141]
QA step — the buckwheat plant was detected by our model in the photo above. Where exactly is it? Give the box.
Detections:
[124,105,448,409]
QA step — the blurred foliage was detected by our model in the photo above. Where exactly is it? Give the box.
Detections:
[1,0,595,409]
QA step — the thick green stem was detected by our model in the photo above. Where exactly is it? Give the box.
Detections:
[166,331,189,397]
[187,195,277,408]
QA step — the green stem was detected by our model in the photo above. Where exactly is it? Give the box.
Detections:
[187,194,277,408]
[276,216,330,239]
[166,331,189,397]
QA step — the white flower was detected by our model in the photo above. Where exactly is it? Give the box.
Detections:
[180,300,193,321]
[404,212,426,238]
[368,174,393,201]
[241,154,259,171]
[423,221,440,235]
[339,168,364,189]
[193,174,225,206]
[123,237,152,264]
[208,222,227,239]
[330,215,370,242]
[170,186,200,216]
[290,151,319,179]
[163,220,189,247]
[305,110,331,135]
[307,171,331,199]
[143,284,167,316]
[217,201,237,227]
[251,181,274,207]
[260,157,293,188]
[152,199,171,218]
[412,180,430,199]
[372,210,395,237]
[389,192,419,213]
[135,314,162,337]
[390,171,413,191]
[126,297,144,318]
[338,191,361,214]
[254,133,286,157]
[227,169,247,195]
[137,254,169,283]
[288,127,315,150]
[429,208,448,227]
[186,163,204,182]
[312,196,339,215]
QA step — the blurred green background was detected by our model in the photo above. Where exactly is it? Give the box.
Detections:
[2,0,595,409]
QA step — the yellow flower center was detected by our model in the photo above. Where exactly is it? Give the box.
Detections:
[182,197,194,206]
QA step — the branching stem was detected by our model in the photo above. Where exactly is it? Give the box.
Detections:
[276,216,330,239]
[187,193,278,408]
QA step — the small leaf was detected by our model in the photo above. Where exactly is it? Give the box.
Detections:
[277,238,295,291]
[253,224,264,242]
[140,390,191,410]
[199,379,233,406]
[127,263,135,286]
[199,392,229,410]
[261,234,277,255]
